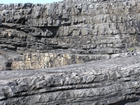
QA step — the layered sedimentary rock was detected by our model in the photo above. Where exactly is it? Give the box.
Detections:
[0,0,139,70]
[0,56,140,105]
[0,0,140,105]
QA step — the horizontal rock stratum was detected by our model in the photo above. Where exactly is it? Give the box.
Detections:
[0,0,140,105]
[0,56,140,105]
[0,0,140,70]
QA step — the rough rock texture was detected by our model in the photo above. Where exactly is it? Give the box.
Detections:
[0,56,140,105]
[0,0,140,105]
[0,0,139,70]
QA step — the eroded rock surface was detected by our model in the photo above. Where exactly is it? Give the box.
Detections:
[0,0,140,104]
[0,56,140,105]
[0,0,139,70]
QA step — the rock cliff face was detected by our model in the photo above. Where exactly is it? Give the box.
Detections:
[0,0,140,105]
[0,0,139,70]
[1,56,140,105]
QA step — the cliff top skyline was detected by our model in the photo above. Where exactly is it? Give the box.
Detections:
[0,0,63,4]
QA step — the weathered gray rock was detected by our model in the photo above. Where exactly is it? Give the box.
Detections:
[0,0,139,70]
[0,55,7,70]
[0,0,138,53]
[0,56,140,104]
[0,0,140,104]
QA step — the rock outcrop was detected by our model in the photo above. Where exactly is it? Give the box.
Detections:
[0,56,140,105]
[0,0,139,70]
[1,0,140,105]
